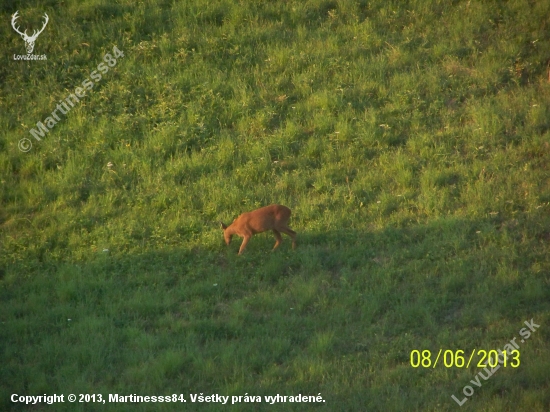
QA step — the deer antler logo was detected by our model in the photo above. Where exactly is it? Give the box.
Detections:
[11,11,49,54]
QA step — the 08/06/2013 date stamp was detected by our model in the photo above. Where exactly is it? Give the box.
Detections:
[410,348,520,368]
[411,318,540,370]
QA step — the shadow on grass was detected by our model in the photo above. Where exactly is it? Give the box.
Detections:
[1,214,548,411]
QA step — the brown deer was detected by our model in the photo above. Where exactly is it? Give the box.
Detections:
[220,204,297,255]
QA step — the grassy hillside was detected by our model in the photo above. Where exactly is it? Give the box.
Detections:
[1,0,549,410]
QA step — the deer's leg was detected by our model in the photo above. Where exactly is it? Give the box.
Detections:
[272,229,283,250]
[280,227,297,249]
[238,235,251,255]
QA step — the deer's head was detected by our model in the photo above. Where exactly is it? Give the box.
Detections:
[11,11,49,54]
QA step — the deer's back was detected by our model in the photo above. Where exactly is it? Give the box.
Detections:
[235,204,291,234]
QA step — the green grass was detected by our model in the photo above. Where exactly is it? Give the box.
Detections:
[1,0,550,410]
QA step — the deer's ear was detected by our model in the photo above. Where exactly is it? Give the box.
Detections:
[220,221,227,230]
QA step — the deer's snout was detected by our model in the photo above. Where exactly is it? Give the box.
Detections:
[224,233,232,245]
